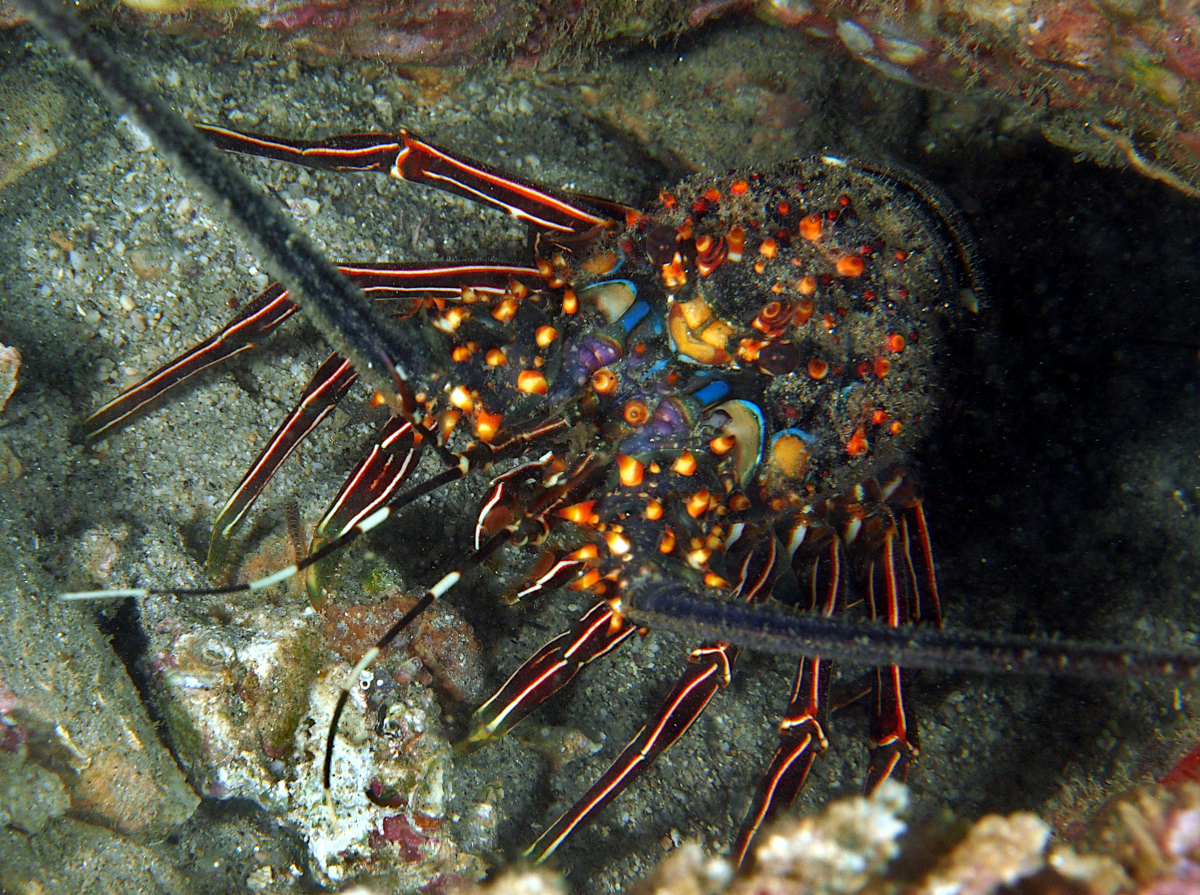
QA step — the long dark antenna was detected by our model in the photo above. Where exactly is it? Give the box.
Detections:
[621,582,1200,682]
[12,0,420,412]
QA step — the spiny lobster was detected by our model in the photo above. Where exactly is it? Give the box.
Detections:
[73,121,989,866]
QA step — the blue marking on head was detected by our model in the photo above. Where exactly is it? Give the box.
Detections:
[618,299,650,333]
[693,380,731,407]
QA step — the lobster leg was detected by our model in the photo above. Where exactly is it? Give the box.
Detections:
[304,415,422,603]
[460,599,636,751]
[526,641,735,864]
[197,125,632,235]
[863,483,940,792]
[526,534,784,864]
[730,526,846,866]
[83,283,298,439]
[90,260,546,584]
[86,262,542,442]
[205,352,359,572]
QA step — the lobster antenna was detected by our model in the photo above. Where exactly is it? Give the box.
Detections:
[620,583,1200,682]
[59,458,474,602]
[318,528,513,822]
[319,568,460,825]
[13,0,419,410]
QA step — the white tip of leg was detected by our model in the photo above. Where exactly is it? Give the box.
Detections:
[248,564,300,591]
[357,506,391,535]
[430,571,460,599]
[59,588,149,600]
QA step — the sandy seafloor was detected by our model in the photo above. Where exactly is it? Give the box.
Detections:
[1,10,1199,895]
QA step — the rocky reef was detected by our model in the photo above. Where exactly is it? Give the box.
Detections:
[2,0,1197,197]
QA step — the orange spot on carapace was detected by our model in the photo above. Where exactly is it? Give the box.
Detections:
[727,226,745,262]
[591,368,617,395]
[673,451,697,476]
[710,434,736,455]
[846,427,869,457]
[623,401,650,426]
[558,501,598,525]
[517,371,548,394]
[617,454,644,487]
[686,490,713,518]
[836,255,865,277]
[583,251,619,276]
[491,296,520,323]
[659,527,676,553]
[475,410,502,442]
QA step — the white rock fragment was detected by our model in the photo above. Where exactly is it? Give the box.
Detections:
[914,811,1050,895]
[0,343,19,415]
[752,779,909,895]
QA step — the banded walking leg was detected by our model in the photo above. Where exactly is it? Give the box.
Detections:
[526,533,783,863]
[196,125,633,236]
[730,522,846,866]
[862,474,940,792]
[206,352,359,572]
[460,599,637,751]
[525,640,735,863]
[84,283,298,439]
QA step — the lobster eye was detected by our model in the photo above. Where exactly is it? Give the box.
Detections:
[757,341,799,376]
[644,225,678,266]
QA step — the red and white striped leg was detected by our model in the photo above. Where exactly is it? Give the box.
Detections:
[196,124,632,236]
[527,533,785,863]
[83,283,298,439]
[526,641,735,864]
[461,599,637,751]
[863,480,940,792]
[731,524,845,865]
[205,352,359,573]
[303,415,422,602]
